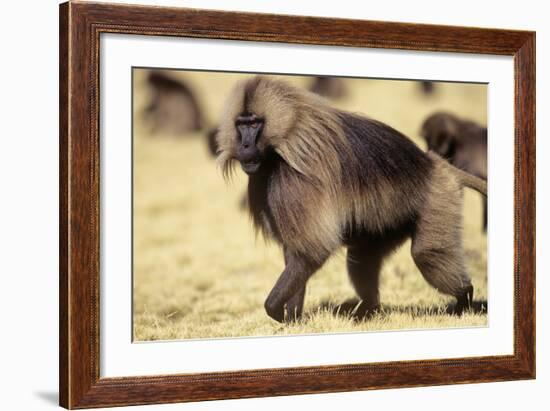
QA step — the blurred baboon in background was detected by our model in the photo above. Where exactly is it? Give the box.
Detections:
[421,112,488,231]
[144,71,203,135]
[309,77,347,99]
[420,81,435,95]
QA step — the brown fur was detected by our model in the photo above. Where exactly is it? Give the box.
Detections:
[217,76,486,322]
[421,112,487,230]
[206,127,219,157]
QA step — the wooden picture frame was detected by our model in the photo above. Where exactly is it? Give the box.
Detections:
[59,1,535,408]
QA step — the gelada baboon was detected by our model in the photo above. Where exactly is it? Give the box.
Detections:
[144,71,203,135]
[217,76,487,323]
[309,76,347,99]
[421,112,488,231]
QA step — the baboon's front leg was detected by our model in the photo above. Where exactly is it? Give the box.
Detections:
[285,286,306,322]
[264,251,324,323]
[282,249,307,322]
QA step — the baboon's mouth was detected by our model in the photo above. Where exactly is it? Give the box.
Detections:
[241,161,261,174]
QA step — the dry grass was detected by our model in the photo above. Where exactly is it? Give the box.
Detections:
[132,70,487,341]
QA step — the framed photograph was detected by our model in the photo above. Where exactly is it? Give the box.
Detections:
[59,2,535,409]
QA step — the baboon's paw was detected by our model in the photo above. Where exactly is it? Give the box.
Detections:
[454,285,474,315]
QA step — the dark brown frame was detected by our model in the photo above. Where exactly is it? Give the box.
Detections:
[59,1,536,409]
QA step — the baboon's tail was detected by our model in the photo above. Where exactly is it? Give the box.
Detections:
[428,151,487,196]
[446,162,487,196]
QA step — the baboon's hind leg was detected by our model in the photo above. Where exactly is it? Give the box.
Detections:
[347,245,384,313]
[411,184,473,314]
[347,236,406,314]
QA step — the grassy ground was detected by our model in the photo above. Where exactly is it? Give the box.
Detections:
[132,70,487,341]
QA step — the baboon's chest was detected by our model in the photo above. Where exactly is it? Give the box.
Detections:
[247,175,284,243]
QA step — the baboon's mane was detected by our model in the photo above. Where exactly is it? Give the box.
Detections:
[217,76,434,260]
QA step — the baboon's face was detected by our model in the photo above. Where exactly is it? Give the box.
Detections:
[217,77,307,178]
[234,113,265,175]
